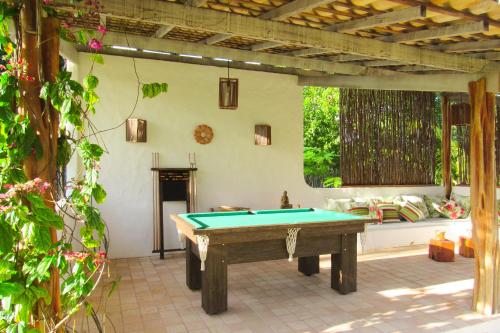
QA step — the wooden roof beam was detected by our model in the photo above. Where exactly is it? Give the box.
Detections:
[298,73,486,92]
[286,48,332,57]
[203,33,232,45]
[259,0,335,20]
[207,0,332,48]
[388,0,500,29]
[384,21,489,43]
[154,25,174,38]
[251,41,284,51]
[432,39,500,53]
[185,0,208,7]
[60,0,491,72]
[328,54,371,62]
[470,52,500,61]
[103,31,402,77]
[362,60,402,67]
[326,5,426,33]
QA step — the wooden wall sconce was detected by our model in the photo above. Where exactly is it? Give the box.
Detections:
[219,78,238,109]
[126,118,147,142]
[255,124,271,146]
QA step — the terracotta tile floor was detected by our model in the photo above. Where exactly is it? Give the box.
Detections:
[78,246,500,333]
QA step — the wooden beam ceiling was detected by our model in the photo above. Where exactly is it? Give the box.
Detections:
[383,21,489,44]
[326,5,426,33]
[103,31,400,76]
[75,0,491,73]
[201,0,329,47]
[259,0,334,20]
[432,39,500,53]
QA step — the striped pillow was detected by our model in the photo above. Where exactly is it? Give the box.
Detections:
[399,202,425,222]
[347,206,369,216]
[377,203,400,222]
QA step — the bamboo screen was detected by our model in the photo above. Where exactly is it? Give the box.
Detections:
[339,89,437,185]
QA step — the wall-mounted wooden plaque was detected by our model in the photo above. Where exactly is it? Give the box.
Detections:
[255,124,271,146]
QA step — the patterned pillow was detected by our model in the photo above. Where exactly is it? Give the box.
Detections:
[436,200,466,220]
[395,195,430,218]
[399,202,425,223]
[423,195,445,218]
[451,193,470,218]
[347,206,369,216]
[326,198,352,212]
[368,200,383,224]
[377,203,400,222]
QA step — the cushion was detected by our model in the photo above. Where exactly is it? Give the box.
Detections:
[377,203,400,222]
[451,193,470,218]
[423,195,445,218]
[347,206,369,216]
[399,202,426,223]
[436,200,466,220]
[368,199,383,223]
[326,198,352,212]
[395,195,430,218]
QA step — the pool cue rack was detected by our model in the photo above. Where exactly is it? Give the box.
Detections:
[151,164,197,259]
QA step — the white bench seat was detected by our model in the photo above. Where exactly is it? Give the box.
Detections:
[359,218,472,253]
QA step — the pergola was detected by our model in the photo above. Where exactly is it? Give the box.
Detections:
[51,0,500,315]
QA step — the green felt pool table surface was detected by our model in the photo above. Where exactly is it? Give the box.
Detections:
[179,208,365,230]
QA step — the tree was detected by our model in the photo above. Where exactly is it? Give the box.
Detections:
[303,87,341,187]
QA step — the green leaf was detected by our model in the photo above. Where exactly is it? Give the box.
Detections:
[0,282,24,298]
[83,75,98,90]
[142,82,168,99]
[108,276,121,298]
[78,139,104,162]
[91,184,106,204]
[0,222,13,253]
[90,54,104,64]
[27,194,64,229]
[28,285,50,304]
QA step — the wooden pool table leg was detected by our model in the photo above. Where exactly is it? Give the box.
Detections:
[186,239,201,290]
[331,233,357,294]
[298,256,320,276]
[202,245,228,314]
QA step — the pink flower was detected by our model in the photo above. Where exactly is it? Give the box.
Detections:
[88,38,102,51]
[61,21,72,29]
[43,0,53,4]
[3,184,13,189]
[98,25,107,35]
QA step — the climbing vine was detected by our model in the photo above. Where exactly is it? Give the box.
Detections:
[0,1,167,332]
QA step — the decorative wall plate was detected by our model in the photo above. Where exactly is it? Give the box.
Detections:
[194,124,214,144]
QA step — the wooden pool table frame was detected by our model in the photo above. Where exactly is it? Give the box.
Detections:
[171,212,373,315]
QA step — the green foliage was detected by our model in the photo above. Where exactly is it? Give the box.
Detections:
[303,87,341,187]
[142,82,168,98]
[0,3,137,331]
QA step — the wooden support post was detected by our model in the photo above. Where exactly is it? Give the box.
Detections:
[469,77,500,315]
[331,233,357,294]
[186,239,201,290]
[202,245,228,314]
[298,256,320,276]
[442,95,452,199]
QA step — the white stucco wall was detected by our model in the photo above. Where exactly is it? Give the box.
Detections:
[78,53,444,259]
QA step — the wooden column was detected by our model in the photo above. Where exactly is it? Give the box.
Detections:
[469,78,500,315]
[441,94,452,199]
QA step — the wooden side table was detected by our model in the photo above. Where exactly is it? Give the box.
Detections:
[429,239,455,262]
[459,236,475,258]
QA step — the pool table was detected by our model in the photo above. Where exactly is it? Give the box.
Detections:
[171,208,373,314]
